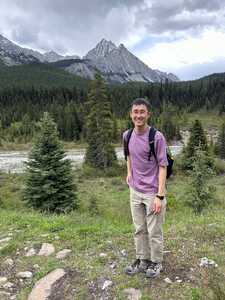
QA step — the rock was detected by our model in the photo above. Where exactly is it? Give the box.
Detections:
[99,252,107,258]
[208,223,216,227]
[163,250,171,254]
[0,291,11,298]
[16,271,33,279]
[121,249,128,257]
[33,264,40,270]
[10,295,17,300]
[109,262,116,269]
[28,268,66,300]
[123,288,142,300]
[26,248,37,257]
[41,234,49,237]
[3,282,14,289]
[176,279,183,283]
[164,277,172,284]
[4,258,14,266]
[0,277,8,285]
[0,237,11,243]
[56,249,72,259]
[199,257,218,268]
[102,280,113,290]
[38,243,55,256]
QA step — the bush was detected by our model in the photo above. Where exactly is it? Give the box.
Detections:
[186,148,215,214]
[214,158,225,175]
[88,195,100,216]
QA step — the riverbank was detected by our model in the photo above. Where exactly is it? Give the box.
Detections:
[0,146,183,173]
[0,141,88,152]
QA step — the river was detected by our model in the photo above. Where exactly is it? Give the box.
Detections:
[0,146,183,173]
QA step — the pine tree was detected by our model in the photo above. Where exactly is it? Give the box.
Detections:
[183,119,212,169]
[85,73,117,169]
[215,122,225,159]
[159,102,180,141]
[187,148,215,214]
[23,112,77,213]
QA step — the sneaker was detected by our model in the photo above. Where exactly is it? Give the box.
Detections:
[124,259,151,275]
[146,262,163,278]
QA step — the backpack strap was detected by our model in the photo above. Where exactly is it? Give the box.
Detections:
[123,128,133,161]
[148,127,157,161]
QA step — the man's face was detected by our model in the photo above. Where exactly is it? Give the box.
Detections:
[130,104,150,128]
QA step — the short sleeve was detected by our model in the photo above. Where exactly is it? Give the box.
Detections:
[122,130,129,142]
[154,131,168,167]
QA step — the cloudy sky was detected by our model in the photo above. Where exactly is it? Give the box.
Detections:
[1,0,225,80]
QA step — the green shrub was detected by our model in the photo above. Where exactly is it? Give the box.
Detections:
[214,158,225,175]
[187,149,215,214]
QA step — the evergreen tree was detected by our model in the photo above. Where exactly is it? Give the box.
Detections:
[159,102,180,141]
[85,73,117,169]
[183,119,212,169]
[215,122,225,159]
[23,112,77,213]
[187,148,215,214]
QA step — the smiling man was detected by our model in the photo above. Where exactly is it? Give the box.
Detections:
[123,98,168,278]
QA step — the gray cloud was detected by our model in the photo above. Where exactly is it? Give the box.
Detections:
[0,0,225,80]
[135,0,225,34]
[184,0,223,12]
[172,58,225,80]
[0,0,143,55]
[0,0,224,53]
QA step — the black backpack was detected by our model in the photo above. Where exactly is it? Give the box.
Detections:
[123,127,174,179]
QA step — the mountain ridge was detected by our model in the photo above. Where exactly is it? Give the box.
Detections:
[0,34,179,83]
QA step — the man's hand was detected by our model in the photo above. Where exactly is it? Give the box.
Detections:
[126,174,131,185]
[151,197,162,214]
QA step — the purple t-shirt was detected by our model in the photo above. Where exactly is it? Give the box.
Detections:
[123,126,168,194]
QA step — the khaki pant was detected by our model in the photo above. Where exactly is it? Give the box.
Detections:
[129,187,166,263]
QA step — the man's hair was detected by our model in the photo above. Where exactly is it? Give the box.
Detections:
[130,98,150,111]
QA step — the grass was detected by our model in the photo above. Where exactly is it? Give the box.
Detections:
[0,167,225,299]
[184,109,225,130]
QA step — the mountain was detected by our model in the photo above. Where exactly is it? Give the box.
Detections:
[43,51,80,62]
[60,39,179,83]
[0,34,179,83]
[84,41,179,83]
[84,39,117,60]
[0,34,42,65]
[0,34,79,65]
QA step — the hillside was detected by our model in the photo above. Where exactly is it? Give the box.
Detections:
[0,62,89,89]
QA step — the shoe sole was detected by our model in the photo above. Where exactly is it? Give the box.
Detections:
[146,269,163,278]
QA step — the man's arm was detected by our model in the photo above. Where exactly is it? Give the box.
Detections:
[152,165,167,214]
[157,165,167,196]
[126,156,132,185]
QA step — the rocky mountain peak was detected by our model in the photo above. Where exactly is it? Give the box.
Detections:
[0,34,179,83]
[0,34,14,48]
[84,38,117,60]
[43,51,63,62]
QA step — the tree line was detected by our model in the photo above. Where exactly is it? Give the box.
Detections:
[0,73,225,144]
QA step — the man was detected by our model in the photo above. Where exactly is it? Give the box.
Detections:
[123,98,168,278]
